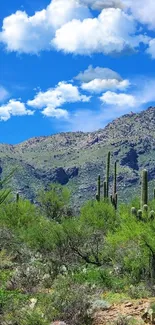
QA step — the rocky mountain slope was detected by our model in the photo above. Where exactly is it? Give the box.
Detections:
[1,106,155,207]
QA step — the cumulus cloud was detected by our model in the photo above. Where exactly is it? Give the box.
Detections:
[53,8,149,55]
[47,0,91,28]
[75,65,122,82]
[27,81,91,118]
[42,107,69,118]
[100,91,136,107]
[0,0,91,54]
[0,10,51,54]
[0,100,33,121]
[0,0,152,56]
[81,78,130,93]
[100,77,155,109]
[125,0,155,30]
[0,86,9,102]
[75,65,130,93]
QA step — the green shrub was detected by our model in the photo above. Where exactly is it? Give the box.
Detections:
[42,276,92,325]
[38,184,72,222]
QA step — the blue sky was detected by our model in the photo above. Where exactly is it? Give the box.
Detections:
[0,0,155,144]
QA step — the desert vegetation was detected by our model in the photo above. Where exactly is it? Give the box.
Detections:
[1,154,155,325]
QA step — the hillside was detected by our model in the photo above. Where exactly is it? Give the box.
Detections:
[1,106,155,206]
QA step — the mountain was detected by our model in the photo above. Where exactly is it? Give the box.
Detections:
[1,106,155,207]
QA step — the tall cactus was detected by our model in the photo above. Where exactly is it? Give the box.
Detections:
[141,169,148,208]
[111,161,118,209]
[106,151,111,198]
[16,192,19,203]
[114,161,117,195]
[96,175,101,202]
[103,181,107,199]
[153,188,155,200]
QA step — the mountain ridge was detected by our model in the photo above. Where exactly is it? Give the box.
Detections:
[1,106,155,207]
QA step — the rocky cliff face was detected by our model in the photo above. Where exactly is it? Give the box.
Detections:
[1,106,155,207]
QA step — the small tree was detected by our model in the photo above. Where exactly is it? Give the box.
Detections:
[62,199,118,267]
[38,184,72,222]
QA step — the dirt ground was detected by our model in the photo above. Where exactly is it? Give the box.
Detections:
[93,298,155,325]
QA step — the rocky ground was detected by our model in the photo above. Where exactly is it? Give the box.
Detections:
[93,299,155,324]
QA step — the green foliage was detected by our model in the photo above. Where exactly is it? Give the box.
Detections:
[17,311,49,325]
[80,199,117,233]
[44,276,92,325]
[0,199,39,230]
[128,283,151,299]
[3,164,155,324]
[0,169,16,205]
[38,184,71,222]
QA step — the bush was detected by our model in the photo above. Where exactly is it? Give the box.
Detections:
[42,276,93,325]
[38,184,72,222]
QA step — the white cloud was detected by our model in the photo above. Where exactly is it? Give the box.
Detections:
[27,81,91,118]
[53,8,149,55]
[0,86,9,102]
[100,77,155,110]
[125,0,155,30]
[32,77,155,129]
[75,65,130,93]
[47,0,91,28]
[0,100,33,121]
[81,78,130,93]
[146,39,155,59]
[75,65,122,82]
[0,10,50,54]
[42,107,69,119]
[0,0,152,56]
[0,0,91,54]
[100,91,136,107]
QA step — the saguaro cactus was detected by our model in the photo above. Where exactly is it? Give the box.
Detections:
[153,188,155,200]
[114,161,117,195]
[131,207,137,217]
[103,181,107,199]
[111,161,118,209]
[149,210,155,220]
[16,192,19,203]
[141,169,148,208]
[96,175,101,202]
[137,209,143,220]
[106,151,111,198]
